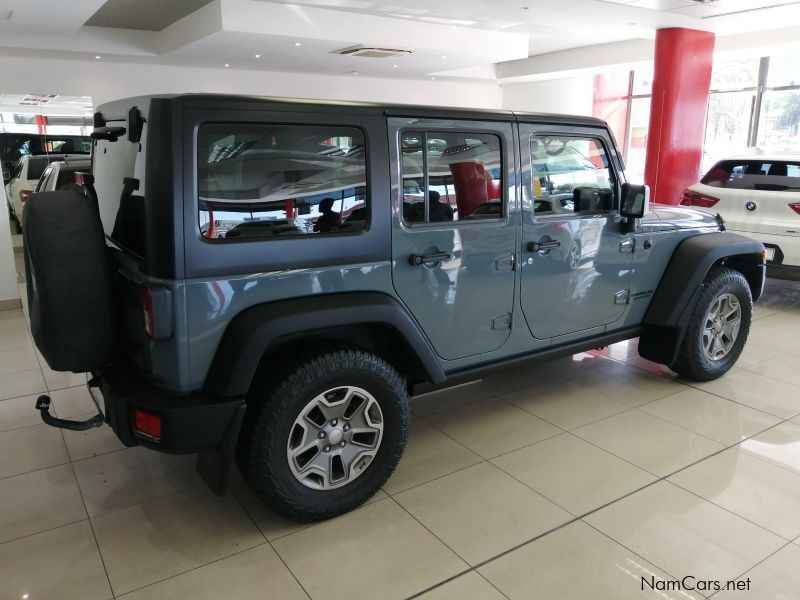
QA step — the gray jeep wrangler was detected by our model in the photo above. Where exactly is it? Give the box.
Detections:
[24,94,765,522]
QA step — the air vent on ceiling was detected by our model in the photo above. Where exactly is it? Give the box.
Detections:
[334,46,412,59]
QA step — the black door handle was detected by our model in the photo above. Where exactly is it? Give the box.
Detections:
[527,240,561,252]
[409,252,452,266]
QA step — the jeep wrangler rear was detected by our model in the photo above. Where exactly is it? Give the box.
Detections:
[24,95,765,521]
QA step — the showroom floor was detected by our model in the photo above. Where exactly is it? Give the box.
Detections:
[2,243,800,599]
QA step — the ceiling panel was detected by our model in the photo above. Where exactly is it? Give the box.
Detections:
[86,0,215,31]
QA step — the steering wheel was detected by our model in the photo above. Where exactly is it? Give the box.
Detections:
[544,138,566,157]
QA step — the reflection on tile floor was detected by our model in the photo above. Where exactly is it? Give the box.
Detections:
[1,267,800,598]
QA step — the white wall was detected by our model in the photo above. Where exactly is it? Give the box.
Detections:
[0,56,502,109]
[501,74,594,116]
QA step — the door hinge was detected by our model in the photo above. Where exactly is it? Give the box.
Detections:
[496,254,516,272]
[620,238,635,253]
[492,313,512,330]
[614,290,630,305]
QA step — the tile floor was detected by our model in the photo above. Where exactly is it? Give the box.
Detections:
[2,247,800,598]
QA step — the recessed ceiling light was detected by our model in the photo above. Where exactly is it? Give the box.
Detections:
[255,54,261,58]
[294,42,302,47]
[392,64,398,68]
[345,71,360,76]
[431,77,437,80]
[95,55,101,59]
[441,55,447,59]
[224,63,230,67]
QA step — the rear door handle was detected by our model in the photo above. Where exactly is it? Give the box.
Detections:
[527,240,561,252]
[409,252,452,266]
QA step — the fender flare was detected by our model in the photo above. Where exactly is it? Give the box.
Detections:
[204,292,446,397]
[639,231,765,365]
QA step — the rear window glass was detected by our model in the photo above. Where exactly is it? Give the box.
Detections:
[94,121,147,257]
[701,160,800,192]
[0,134,90,160]
[197,123,368,240]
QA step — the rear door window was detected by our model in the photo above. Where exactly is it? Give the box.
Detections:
[400,131,503,224]
[702,160,800,192]
[197,123,368,240]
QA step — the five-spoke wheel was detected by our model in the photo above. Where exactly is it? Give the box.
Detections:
[287,386,384,490]
[701,292,742,361]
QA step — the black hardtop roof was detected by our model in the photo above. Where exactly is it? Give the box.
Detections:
[96,93,607,128]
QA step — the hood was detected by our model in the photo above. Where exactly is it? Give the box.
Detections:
[641,203,722,232]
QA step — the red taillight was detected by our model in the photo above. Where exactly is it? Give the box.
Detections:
[140,286,155,340]
[789,203,800,216]
[134,409,162,440]
[680,189,719,208]
[20,189,33,203]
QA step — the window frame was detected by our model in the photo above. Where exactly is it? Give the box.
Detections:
[35,165,55,192]
[195,120,372,244]
[398,127,506,229]
[528,132,620,220]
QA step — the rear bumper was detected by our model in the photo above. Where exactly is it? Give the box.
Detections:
[96,362,245,454]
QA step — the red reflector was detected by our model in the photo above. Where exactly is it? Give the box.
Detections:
[20,189,33,203]
[134,409,162,440]
[140,286,155,340]
[789,203,800,216]
[680,189,719,208]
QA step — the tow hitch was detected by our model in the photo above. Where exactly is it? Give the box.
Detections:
[35,376,105,432]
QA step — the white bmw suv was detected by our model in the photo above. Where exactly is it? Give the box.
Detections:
[682,155,800,277]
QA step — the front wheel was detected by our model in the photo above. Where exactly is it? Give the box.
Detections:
[242,349,409,522]
[670,266,752,381]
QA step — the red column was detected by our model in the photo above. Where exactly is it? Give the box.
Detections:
[644,28,715,205]
[593,71,631,157]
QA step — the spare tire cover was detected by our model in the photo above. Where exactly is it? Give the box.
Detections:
[23,190,115,372]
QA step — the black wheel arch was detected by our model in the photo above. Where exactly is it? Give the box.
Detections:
[204,292,446,397]
[638,232,765,366]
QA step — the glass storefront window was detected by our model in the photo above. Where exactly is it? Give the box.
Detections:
[757,89,800,153]
[767,53,800,88]
[625,97,650,184]
[631,67,653,96]
[704,91,755,172]
[710,57,760,91]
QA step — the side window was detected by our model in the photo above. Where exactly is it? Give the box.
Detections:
[401,130,503,224]
[530,135,616,215]
[197,123,367,240]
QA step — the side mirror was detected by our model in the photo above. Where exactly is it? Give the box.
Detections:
[620,183,650,219]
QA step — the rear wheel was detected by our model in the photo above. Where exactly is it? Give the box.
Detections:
[242,348,409,521]
[670,266,752,381]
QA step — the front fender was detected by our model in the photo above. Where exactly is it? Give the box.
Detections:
[639,232,765,365]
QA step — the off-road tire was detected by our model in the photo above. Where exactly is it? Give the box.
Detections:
[23,190,115,372]
[243,349,409,522]
[670,266,752,381]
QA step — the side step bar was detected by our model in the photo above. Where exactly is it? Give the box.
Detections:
[35,376,105,432]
